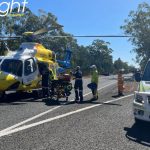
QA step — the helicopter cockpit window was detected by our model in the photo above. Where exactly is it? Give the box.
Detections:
[1,59,23,77]
[24,58,37,76]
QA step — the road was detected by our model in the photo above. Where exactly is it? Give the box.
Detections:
[0,75,149,150]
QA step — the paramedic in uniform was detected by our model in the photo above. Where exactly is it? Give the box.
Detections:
[42,64,50,98]
[72,66,83,103]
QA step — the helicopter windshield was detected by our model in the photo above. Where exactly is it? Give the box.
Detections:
[1,59,23,77]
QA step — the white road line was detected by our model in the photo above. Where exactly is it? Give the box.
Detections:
[0,106,61,133]
[0,81,116,134]
[0,94,133,138]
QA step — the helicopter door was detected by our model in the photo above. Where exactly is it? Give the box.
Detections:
[23,58,38,85]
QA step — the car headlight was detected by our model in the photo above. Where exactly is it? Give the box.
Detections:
[135,94,144,103]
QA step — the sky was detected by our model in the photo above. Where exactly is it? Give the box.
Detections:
[2,0,150,66]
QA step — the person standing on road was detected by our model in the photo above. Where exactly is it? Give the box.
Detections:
[118,70,124,96]
[71,66,83,103]
[88,65,99,100]
[42,64,50,98]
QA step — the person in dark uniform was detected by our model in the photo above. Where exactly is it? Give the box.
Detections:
[41,64,50,98]
[72,66,83,103]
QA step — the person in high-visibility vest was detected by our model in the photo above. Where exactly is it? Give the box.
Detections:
[88,65,99,100]
[118,70,124,96]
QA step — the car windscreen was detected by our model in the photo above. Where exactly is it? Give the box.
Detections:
[1,59,23,77]
[142,61,150,81]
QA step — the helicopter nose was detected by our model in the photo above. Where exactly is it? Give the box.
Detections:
[0,71,17,91]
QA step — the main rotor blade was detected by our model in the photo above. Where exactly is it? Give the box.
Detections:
[0,35,132,41]
[0,39,20,41]
[33,28,48,36]
[48,35,132,38]
[0,36,21,39]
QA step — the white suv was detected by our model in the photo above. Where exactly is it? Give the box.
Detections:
[134,60,150,122]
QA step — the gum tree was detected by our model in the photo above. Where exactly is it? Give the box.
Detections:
[121,2,150,69]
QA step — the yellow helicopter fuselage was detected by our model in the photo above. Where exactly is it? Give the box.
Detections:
[0,42,58,94]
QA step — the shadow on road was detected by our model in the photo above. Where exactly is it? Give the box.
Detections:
[64,99,122,106]
[124,122,150,147]
[44,98,62,106]
[0,93,43,106]
[0,93,123,107]
[112,94,124,98]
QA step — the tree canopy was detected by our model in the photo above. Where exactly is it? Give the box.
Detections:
[121,2,150,69]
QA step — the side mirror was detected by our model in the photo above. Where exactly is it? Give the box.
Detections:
[134,72,141,82]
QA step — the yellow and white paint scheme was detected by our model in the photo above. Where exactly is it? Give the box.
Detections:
[133,60,150,122]
[0,42,58,97]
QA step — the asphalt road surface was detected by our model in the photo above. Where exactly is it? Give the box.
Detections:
[0,75,149,150]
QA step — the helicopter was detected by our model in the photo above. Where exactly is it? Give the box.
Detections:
[0,29,73,101]
[0,28,131,101]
